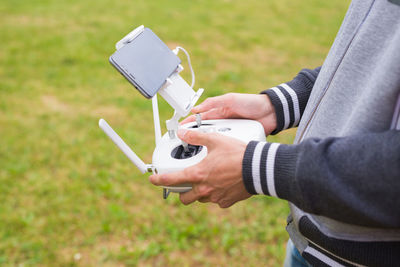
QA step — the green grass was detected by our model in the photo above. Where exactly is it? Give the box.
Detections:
[0,0,349,266]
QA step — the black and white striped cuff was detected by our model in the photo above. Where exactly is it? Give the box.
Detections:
[242,141,280,196]
[242,141,299,200]
[261,67,320,134]
[263,83,301,134]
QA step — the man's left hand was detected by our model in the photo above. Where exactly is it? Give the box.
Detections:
[149,129,251,208]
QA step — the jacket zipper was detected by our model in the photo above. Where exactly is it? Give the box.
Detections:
[390,93,400,130]
[296,0,376,143]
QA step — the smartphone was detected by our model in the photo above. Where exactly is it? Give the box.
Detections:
[109,28,181,98]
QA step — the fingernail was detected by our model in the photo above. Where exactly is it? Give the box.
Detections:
[149,175,157,184]
[178,129,188,138]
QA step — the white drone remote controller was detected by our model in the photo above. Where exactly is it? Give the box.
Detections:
[99,25,266,199]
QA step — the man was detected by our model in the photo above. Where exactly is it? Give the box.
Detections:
[150,0,400,265]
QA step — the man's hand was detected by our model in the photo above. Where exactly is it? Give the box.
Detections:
[181,93,277,135]
[149,129,251,208]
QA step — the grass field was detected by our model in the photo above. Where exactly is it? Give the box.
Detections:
[0,0,349,266]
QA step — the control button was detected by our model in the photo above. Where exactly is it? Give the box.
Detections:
[218,127,231,132]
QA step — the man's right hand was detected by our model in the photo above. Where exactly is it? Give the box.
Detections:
[181,93,277,135]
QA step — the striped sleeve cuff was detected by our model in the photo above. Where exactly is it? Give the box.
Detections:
[242,141,301,201]
[261,67,320,134]
[264,84,301,133]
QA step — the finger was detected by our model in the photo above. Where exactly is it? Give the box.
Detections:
[192,97,221,113]
[177,129,219,147]
[180,114,196,125]
[217,196,234,208]
[218,201,233,209]
[180,190,200,205]
[180,107,228,125]
[198,108,228,120]
[149,168,198,186]
[198,196,211,203]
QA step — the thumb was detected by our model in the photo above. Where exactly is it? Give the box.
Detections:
[178,129,217,148]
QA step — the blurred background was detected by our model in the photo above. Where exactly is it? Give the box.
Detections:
[0,0,350,266]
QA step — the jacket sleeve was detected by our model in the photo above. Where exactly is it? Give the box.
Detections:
[261,67,321,134]
[242,129,400,228]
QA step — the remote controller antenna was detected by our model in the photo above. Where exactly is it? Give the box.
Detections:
[99,119,153,174]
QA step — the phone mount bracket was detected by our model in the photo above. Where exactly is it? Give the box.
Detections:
[115,25,145,50]
[115,25,204,140]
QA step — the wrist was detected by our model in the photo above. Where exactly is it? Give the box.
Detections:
[262,94,277,131]
[256,94,277,135]
[261,90,287,135]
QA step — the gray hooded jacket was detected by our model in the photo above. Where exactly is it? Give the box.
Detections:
[242,0,400,265]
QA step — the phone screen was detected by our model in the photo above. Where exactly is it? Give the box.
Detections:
[109,28,181,98]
